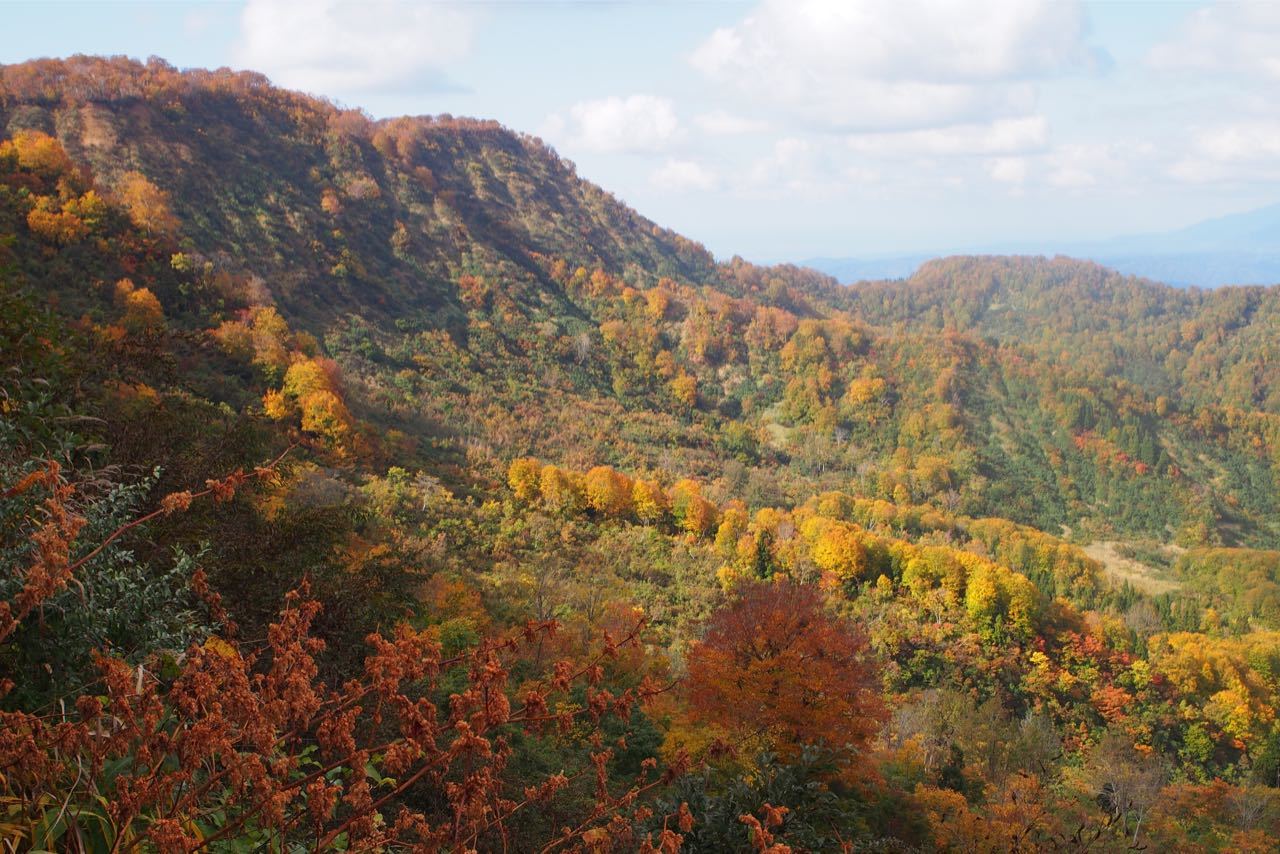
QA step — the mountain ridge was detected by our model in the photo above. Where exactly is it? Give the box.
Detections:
[4,55,1280,548]
[1,55,748,329]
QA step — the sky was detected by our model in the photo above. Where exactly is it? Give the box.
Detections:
[3,0,1279,262]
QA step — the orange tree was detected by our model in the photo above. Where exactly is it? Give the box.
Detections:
[686,580,886,781]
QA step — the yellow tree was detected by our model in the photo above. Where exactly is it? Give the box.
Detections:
[25,201,87,245]
[262,355,355,452]
[539,465,584,515]
[670,479,716,538]
[2,130,74,179]
[671,373,697,410]
[249,306,293,378]
[803,518,870,587]
[113,279,165,332]
[299,389,353,449]
[283,357,338,400]
[583,466,634,519]
[715,506,749,558]
[116,170,179,235]
[507,457,542,503]
[262,389,290,420]
[632,478,668,526]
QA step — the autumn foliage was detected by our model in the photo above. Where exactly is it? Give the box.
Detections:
[115,170,178,236]
[5,56,1280,852]
[686,581,886,778]
[0,460,688,851]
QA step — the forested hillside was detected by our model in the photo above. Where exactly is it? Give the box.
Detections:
[4,56,1280,851]
[848,255,1280,414]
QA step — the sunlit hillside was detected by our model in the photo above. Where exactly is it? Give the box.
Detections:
[3,55,1280,852]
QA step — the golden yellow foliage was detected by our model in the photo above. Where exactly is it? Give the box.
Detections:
[116,170,178,235]
[583,465,634,519]
[715,506,749,557]
[2,130,74,178]
[507,457,542,503]
[843,376,887,408]
[670,479,716,538]
[213,320,256,361]
[539,465,584,514]
[25,202,87,245]
[632,478,668,525]
[283,357,334,400]
[248,306,292,375]
[1148,631,1280,745]
[803,518,870,586]
[262,389,291,420]
[113,279,164,331]
[299,389,352,447]
[670,373,697,409]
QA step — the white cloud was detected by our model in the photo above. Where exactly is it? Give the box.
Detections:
[694,110,769,136]
[741,137,843,194]
[1147,6,1280,187]
[1045,149,1098,188]
[690,0,1097,132]
[1168,159,1223,185]
[986,157,1029,185]
[650,159,719,192]
[184,8,216,36]
[847,116,1049,157]
[234,0,476,94]
[1042,143,1142,189]
[1149,2,1280,78]
[1046,168,1094,189]
[543,95,681,154]
[842,166,881,184]
[1195,121,1280,162]
[1170,120,1280,183]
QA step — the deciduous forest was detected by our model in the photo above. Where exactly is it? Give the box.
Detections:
[4,56,1280,851]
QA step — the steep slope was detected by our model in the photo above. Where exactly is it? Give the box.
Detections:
[0,55,732,328]
[3,55,1278,552]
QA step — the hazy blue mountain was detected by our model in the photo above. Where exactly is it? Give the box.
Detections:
[800,254,933,282]
[1066,202,1280,286]
[807,202,1280,287]
[1108,202,1280,253]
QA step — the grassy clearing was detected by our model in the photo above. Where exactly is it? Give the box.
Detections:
[1083,540,1182,595]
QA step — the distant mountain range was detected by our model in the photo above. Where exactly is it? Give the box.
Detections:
[807,202,1280,287]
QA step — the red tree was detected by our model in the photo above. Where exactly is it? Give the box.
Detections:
[687,581,886,778]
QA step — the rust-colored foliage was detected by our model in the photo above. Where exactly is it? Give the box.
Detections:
[0,456,687,851]
[686,581,886,778]
[740,803,792,854]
